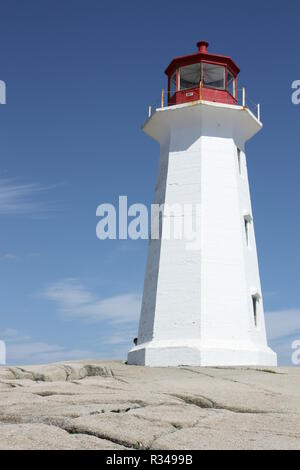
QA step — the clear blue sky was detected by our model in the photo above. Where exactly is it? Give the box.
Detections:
[0,0,299,365]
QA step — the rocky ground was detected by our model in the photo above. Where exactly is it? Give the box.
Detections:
[0,361,299,450]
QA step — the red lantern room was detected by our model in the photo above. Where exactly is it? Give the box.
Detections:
[165,41,240,107]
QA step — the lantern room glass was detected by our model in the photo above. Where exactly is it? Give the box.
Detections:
[179,63,201,91]
[168,62,237,102]
[202,63,225,89]
[170,72,177,96]
[227,70,236,97]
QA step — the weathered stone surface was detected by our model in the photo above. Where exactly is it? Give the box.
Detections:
[152,411,300,450]
[0,361,299,450]
[0,423,126,450]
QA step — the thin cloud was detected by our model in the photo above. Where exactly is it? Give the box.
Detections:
[103,326,138,345]
[41,278,141,325]
[2,253,18,261]
[0,177,56,216]
[0,328,93,365]
[265,309,300,365]
[0,328,31,343]
[265,309,300,341]
[0,252,41,262]
[7,342,92,365]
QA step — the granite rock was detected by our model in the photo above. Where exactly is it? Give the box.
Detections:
[0,361,299,450]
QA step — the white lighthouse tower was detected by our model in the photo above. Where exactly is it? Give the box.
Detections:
[128,41,277,367]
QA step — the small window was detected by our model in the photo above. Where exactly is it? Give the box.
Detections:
[179,63,201,91]
[202,63,225,89]
[227,70,236,97]
[252,295,259,327]
[244,215,251,246]
[170,72,177,96]
[237,148,242,175]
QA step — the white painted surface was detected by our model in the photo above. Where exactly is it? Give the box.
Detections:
[128,100,277,367]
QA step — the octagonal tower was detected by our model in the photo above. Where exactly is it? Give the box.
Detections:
[128,41,277,367]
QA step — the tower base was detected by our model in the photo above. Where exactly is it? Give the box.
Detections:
[127,340,277,367]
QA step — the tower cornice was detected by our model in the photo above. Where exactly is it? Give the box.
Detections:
[143,100,262,147]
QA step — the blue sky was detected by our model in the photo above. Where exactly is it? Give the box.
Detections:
[0,0,299,365]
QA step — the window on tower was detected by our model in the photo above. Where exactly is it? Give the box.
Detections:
[202,63,225,89]
[227,70,236,97]
[237,148,242,175]
[170,71,177,96]
[244,215,252,247]
[252,294,259,327]
[179,63,201,91]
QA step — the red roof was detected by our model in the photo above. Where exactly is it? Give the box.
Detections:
[164,41,240,77]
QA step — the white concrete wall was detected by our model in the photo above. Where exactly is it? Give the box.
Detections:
[128,101,277,366]
[237,148,269,348]
[200,136,250,344]
[137,140,170,344]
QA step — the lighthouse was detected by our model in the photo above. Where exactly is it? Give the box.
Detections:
[128,41,277,367]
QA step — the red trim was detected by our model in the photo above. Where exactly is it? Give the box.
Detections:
[168,87,237,107]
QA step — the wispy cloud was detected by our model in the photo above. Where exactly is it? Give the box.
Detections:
[0,177,54,216]
[0,329,93,365]
[0,328,31,343]
[265,309,300,341]
[265,309,300,365]
[1,253,18,261]
[41,278,141,325]
[0,252,41,262]
[103,326,138,345]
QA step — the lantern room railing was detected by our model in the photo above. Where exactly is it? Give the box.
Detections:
[147,85,261,122]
